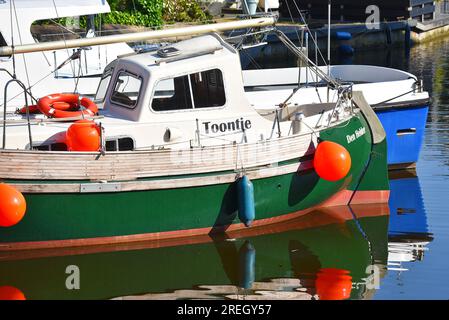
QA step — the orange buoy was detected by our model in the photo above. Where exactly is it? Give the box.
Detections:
[0,184,26,227]
[66,120,101,152]
[315,268,352,300]
[313,141,351,182]
[0,286,26,300]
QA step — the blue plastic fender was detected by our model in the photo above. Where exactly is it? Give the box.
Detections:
[237,175,255,227]
[335,31,352,41]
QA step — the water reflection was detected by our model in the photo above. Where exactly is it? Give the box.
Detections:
[387,171,433,276]
[0,204,388,300]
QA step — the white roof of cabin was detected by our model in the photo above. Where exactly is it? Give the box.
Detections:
[0,0,110,42]
[121,34,234,70]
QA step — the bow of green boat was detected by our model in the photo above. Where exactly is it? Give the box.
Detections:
[0,33,389,250]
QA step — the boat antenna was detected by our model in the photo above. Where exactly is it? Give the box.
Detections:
[289,0,328,66]
[284,0,303,46]
[51,0,79,91]
[9,0,16,78]
[327,0,331,76]
[283,0,304,86]
[12,0,33,93]
[50,0,85,119]
[327,0,332,102]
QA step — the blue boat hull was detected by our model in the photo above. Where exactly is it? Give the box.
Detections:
[375,105,429,166]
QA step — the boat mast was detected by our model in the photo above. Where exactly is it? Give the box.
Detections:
[327,0,331,102]
[0,17,276,56]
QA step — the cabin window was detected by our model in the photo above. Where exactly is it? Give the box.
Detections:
[105,137,134,151]
[33,143,67,151]
[0,32,8,47]
[110,71,142,108]
[0,32,10,59]
[152,76,192,111]
[151,69,225,112]
[94,72,113,103]
[190,69,226,108]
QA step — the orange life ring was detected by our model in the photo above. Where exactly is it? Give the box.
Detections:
[17,101,78,115]
[37,93,98,118]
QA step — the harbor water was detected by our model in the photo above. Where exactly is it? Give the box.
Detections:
[1,38,449,300]
[373,38,449,299]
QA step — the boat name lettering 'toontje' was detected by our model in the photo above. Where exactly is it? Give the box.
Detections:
[203,118,252,134]
[346,127,366,144]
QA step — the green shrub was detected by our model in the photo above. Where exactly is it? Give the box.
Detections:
[103,0,163,28]
[163,0,212,23]
[34,1,211,28]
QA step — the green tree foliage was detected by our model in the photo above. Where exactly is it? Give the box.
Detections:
[103,0,163,27]
[34,1,210,28]
[163,0,212,23]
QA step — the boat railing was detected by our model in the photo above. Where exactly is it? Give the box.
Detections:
[274,29,341,90]
[2,77,34,150]
[0,68,39,108]
[272,28,356,127]
[327,84,354,127]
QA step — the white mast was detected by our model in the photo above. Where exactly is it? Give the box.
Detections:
[327,0,331,76]
[0,17,276,56]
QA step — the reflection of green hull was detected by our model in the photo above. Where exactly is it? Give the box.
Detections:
[0,112,389,248]
[0,209,389,300]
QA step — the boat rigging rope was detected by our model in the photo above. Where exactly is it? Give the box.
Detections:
[348,205,375,269]
[371,83,421,107]
[0,52,86,110]
[47,19,82,39]
[51,0,78,89]
[12,0,32,97]
[240,48,262,69]
[283,0,305,95]
[9,0,16,78]
[274,29,342,110]
[289,0,329,67]
[284,0,302,46]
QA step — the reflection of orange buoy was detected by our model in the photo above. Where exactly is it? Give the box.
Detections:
[315,268,352,300]
[66,120,101,152]
[313,141,351,182]
[0,286,26,300]
[0,184,26,227]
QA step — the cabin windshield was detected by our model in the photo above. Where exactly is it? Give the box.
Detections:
[94,71,113,103]
[110,71,142,109]
[0,32,8,46]
[94,63,116,106]
[151,69,226,112]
